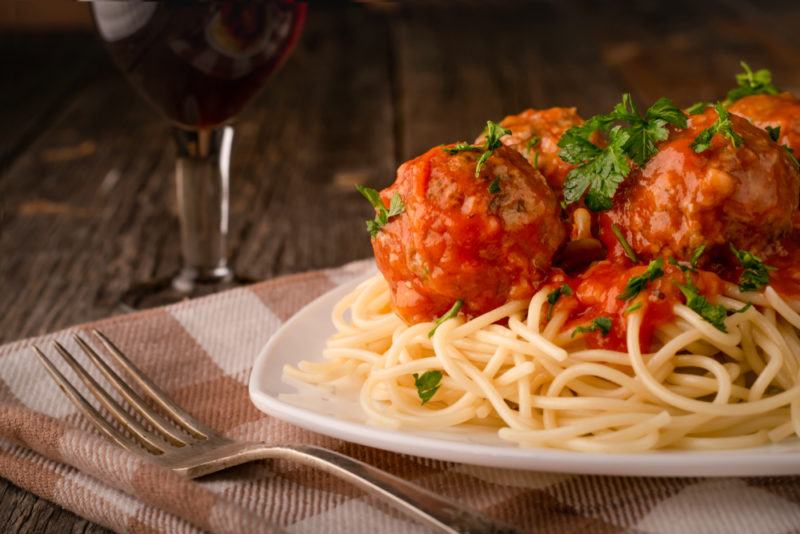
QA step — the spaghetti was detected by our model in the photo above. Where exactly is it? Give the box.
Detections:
[284,274,800,452]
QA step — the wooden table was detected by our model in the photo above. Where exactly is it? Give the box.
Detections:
[2,1,800,530]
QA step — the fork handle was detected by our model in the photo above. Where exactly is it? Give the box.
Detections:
[258,444,512,533]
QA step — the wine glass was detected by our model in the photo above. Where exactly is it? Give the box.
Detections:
[91,1,307,308]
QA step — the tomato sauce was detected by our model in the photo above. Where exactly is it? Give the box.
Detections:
[548,260,724,352]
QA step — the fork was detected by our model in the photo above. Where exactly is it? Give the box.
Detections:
[32,330,511,534]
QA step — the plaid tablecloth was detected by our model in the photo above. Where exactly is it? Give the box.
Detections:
[1,260,800,533]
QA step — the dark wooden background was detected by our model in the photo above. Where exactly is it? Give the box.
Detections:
[2,0,800,531]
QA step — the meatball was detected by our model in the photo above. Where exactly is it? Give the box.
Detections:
[729,93,800,154]
[372,144,565,323]
[601,107,799,260]
[475,107,584,193]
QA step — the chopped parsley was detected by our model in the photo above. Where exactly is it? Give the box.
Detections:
[785,146,799,167]
[475,121,512,176]
[618,258,664,301]
[559,94,687,211]
[690,244,707,267]
[725,61,779,104]
[355,185,405,238]
[443,121,511,178]
[677,280,728,332]
[764,126,799,167]
[686,101,711,115]
[624,302,643,314]
[412,371,443,405]
[690,102,742,153]
[428,299,463,337]
[669,244,705,273]
[766,125,781,142]
[488,178,501,194]
[611,223,639,263]
[730,244,775,292]
[572,316,613,338]
[443,142,481,155]
[527,136,541,169]
[546,284,573,321]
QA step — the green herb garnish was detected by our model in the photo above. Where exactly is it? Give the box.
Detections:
[443,142,481,154]
[526,136,541,153]
[428,299,464,337]
[691,102,743,152]
[488,178,501,194]
[356,185,405,238]
[730,244,775,292]
[618,258,664,301]
[611,223,639,263]
[624,302,643,314]
[572,316,613,338]
[766,125,781,142]
[475,121,512,177]
[677,281,728,332]
[669,244,706,273]
[725,61,779,104]
[559,94,687,211]
[412,370,443,405]
[546,284,573,321]
[686,102,711,115]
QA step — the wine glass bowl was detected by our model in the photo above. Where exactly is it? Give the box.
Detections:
[91,1,307,308]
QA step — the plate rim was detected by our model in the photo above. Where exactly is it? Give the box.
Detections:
[248,273,800,477]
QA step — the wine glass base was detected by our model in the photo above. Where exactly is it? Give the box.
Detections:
[119,269,255,311]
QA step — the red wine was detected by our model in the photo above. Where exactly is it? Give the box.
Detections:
[93,2,306,128]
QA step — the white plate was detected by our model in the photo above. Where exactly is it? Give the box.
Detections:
[248,275,800,477]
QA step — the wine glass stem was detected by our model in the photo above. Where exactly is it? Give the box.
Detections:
[172,126,234,292]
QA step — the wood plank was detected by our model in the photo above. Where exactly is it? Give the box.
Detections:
[0,478,109,534]
[391,1,626,161]
[0,32,104,172]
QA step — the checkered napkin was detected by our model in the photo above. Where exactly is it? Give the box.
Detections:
[2,260,800,534]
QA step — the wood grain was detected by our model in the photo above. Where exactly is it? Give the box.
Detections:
[3,1,800,531]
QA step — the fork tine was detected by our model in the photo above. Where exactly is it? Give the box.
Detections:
[73,334,188,447]
[32,346,139,453]
[51,341,167,454]
[92,329,210,439]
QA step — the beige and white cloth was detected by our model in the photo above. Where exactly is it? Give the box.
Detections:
[2,260,800,533]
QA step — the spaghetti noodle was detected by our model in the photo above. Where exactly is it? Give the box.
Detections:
[284,274,800,452]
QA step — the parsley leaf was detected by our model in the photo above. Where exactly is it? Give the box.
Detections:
[526,136,541,153]
[572,316,613,337]
[677,281,728,332]
[784,145,799,167]
[686,101,711,115]
[691,102,743,152]
[611,223,639,263]
[443,142,481,154]
[546,284,573,321]
[559,94,686,211]
[690,244,706,267]
[428,299,463,337]
[730,244,775,292]
[563,126,630,211]
[475,121,512,177]
[412,370,443,405]
[624,302,643,314]
[488,178,501,194]
[618,258,664,301]
[766,125,781,142]
[725,61,779,104]
[355,185,405,238]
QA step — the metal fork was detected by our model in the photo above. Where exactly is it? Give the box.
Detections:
[32,330,510,534]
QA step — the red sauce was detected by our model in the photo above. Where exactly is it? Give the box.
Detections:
[765,231,800,299]
[547,260,724,352]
